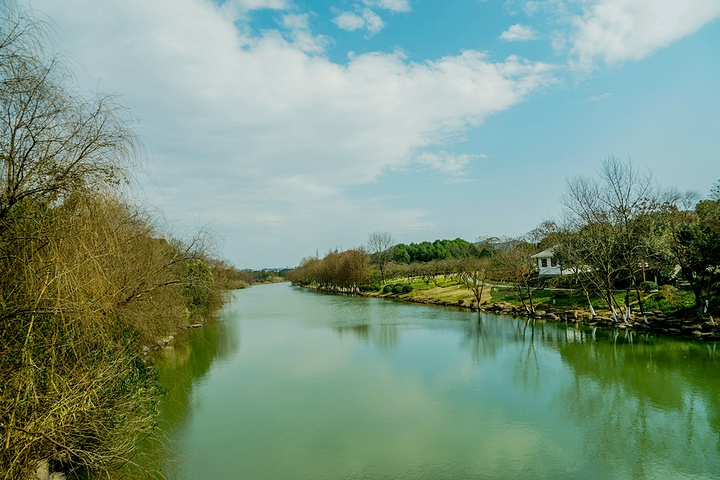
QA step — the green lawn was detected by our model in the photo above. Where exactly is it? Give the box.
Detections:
[375,276,699,318]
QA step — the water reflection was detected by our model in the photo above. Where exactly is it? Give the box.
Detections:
[551,327,720,477]
[155,284,720,480]
[460,314,501,362]
[445,311,720,478]
[334,324,399,350]
[154,300,242,426]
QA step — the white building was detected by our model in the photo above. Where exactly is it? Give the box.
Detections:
[531,247,562,276]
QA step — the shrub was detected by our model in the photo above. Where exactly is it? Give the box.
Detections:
[392,284,404,294]
[383,285,393,294]
[659,284,678,307]
[183,259,214,315]
[639,281,658,293]
[402,285,413,294]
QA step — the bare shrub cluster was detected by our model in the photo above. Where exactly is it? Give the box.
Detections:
[0,4,226,478]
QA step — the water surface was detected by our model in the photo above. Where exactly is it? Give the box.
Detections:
[154,283,720,479]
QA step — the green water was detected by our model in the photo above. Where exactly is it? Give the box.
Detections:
[154,283,720,480]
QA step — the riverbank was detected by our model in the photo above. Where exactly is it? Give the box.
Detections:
[300,283,720,341]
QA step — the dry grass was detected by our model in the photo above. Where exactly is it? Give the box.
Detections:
[0,193,217,479]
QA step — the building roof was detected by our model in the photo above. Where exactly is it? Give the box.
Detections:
[530,246,556,259]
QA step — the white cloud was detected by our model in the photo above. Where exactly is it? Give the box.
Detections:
[415,151,484,177]
[586,92,612,102]
[332,11,366,31]
[281,13,329,54]
[333,0,412,36]
[500,24,537,41]
[363,0,413,13]
[232,0,288,7]
[361,8,385,35]
[568,0,720,70]
[220,0,289,21]
[333,7,386,36]
[29,0,556,266]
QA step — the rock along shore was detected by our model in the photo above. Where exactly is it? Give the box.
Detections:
[299,284,720,341]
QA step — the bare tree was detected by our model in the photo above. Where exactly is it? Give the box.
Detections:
[458,256,493,308]
[560,156,658,323]
[367,231,394,283]
[493,239,541,314]
[0,4,137,228]
[0,5,215,478]
[710,179,720,201]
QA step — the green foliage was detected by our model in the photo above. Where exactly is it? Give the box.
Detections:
[391,238,481,263]
[659,285,679,308]
[183,259,213,314]
[393,244,411,263]
[392,284,404,294]
[643,289,697,314]
[383,285,393,294]
[401,285,413,294]
[673,198,720,313]
[639,281,658,293]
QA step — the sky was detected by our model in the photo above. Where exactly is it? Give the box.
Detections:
[23,0,720,269]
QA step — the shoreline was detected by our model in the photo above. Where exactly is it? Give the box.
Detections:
[297,284,720,342]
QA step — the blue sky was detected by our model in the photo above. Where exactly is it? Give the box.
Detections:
[26,0,720,268]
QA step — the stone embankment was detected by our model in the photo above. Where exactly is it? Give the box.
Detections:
[307,284,720,341]
[141,322,205,355]
[399,294,720,341]
[474,302,720,341]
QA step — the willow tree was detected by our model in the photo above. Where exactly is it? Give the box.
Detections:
[0,4,136,228]
[0,4,183,478]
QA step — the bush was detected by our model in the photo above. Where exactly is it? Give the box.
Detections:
[639,281,658,293]
[402,285,413,294]
[659,284,678,307]
[183,259,213,315]
[383,285,393,294]
[392,284,404,294]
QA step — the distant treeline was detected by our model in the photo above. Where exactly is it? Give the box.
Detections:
[391,238,491,263]
[220,266,289,286]
[290,159,720,321]
[288,239,494,293]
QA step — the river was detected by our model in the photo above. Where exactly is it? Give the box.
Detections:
[152,282,720,480]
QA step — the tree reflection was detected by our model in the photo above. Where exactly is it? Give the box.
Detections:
[154,308,241,426]
[513,318,543,394]
[552,331,720,475]
[333,324,399,350]
[459,312,720,475]
[460,313,504,363]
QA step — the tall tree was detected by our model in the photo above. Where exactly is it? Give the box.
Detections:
[0,6,219,477]
[493,239,541,314]
[669,196,720,319]
[367,231,394,283]
[459,256,493,308]
[0,6,136,228]
[559,157,658,322]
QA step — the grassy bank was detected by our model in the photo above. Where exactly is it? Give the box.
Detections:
[320,276,719,341]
